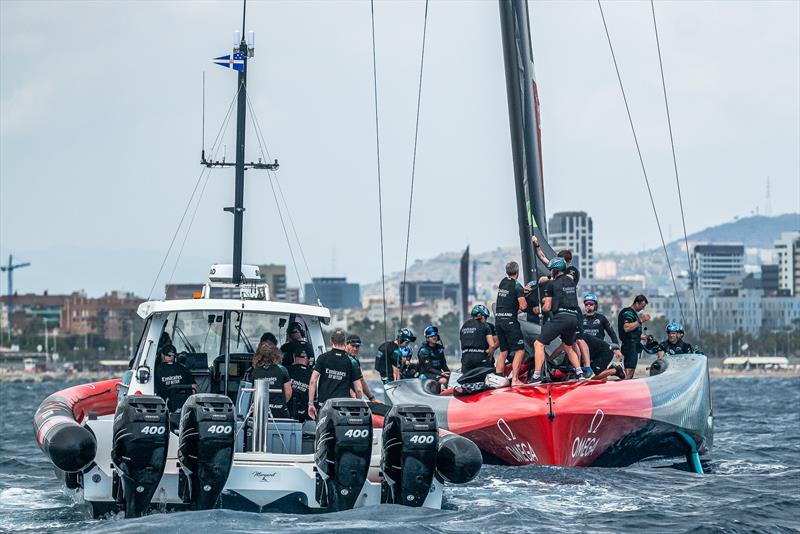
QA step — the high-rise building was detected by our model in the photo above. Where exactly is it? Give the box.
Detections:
[400,281,460,306]
[690,244,745,294]
[258,264,288,301]
[774,232,800,296]
[548,211,594,278]
[304,277,360,309]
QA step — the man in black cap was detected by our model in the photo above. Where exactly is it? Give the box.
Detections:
[281,322,315,368]
[154,344,196,412]
[287,346,313,421]
[345,334,378,402]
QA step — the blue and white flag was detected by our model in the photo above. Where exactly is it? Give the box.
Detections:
[213,52,245,71]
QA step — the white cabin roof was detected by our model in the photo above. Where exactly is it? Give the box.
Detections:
[137,298,331,321]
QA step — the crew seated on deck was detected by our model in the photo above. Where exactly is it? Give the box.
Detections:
[418,325,450,388]
[399,347,420,379]
[644,323,694,358]
[248,340,293,419]
[154,344,197,413]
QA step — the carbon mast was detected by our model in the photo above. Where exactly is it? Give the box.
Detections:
[202,0,278,285]
[498,0,552,281]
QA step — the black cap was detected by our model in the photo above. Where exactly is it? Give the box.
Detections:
[346,334,361,346]
[160,344,177,357]
[260,332,278,345]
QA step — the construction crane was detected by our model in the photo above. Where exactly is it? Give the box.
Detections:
[1,255,31,333]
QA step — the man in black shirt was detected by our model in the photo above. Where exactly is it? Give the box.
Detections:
[576,293,619,376]
[154,344,196,412]
[655,323,694,358]
[494,261,528,385]
[459,305,495,376]
[308,329,362,420]
[617,294,650,379]
[531,258,584,384]
[281,322,316,368]
[288,348,313,421]
[375,328,416,382]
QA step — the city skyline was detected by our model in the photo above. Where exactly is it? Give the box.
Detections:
[2,1,799,297]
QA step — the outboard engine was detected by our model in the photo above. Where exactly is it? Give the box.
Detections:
[178,394,235,510]
[380,404,438,507]
[435,433,482,484]
[314,399,372,511]
[111,395,169,518]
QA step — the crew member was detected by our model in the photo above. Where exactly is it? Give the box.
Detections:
[576,293,619,376]
[308,329,362,420]
[578,335,626,380]
[494,261,528,386]
[617,294,650,379]
[398,347,420,379]
[154,344,197,412]
[250,340,293,419]
[281,322,315,368]
[658,323,694,358]
[345,334,377,402]
[260,331,279,347]
[459,305,494,375]
[532,235,581,284]
[288,347,313,421]
[375,328,416,382]
[520,279,546,356]
[531,258,583,384]
[417,325,450,388]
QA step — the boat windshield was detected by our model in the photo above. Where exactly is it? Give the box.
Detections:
[164,310,225,365]
[229,310,290,355]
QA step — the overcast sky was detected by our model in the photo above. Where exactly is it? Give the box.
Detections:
[1,0,798,297]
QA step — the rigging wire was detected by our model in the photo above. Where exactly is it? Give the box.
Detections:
[650,0,701,336]
[370,0,389,342]
[147,85,242,300]
[597,0,686,326]
[244,94,305,299]
[399,0,430,325]
[245,92,321,304]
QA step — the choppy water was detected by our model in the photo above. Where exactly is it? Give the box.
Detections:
[1,377,798,533]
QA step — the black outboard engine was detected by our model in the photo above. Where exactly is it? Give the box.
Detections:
[177,394,235,510]
[435,433,482,484]
[314,399,372,511]
[111,395,169,518]
[380,404,438,507]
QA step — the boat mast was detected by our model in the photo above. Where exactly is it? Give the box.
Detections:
[202,0,278,285]
[499,0,548,281]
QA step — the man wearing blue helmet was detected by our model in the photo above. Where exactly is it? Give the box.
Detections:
[657,323,694,358]
[575,293,619,377]
[418,326,450,387]
[531,257,584,383]
[375,328,416,382]
[459,305,495,375]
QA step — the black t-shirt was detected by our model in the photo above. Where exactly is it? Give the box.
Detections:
[495,277,525,318]
[288,363,313,417]
[618,307,642,344]
[251,364,291,413]
[460,318,491,353]
[400,362,420,379]
[313,348,355,406]
[662,339,694,355]
[567,265,581,285]
[281,340,315,368]
[546,275,578,315]
[418,343,449,374]
[524,282,546,324]
[375,341,399,379]
[154,361,195,400]
[581,313,619,344]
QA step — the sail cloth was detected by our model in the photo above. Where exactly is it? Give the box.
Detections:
[213,52,245,71]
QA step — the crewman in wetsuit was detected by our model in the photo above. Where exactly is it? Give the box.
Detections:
[398,347,420,379]
[530,258,584,384]
[459,305,495,375]
[288,347,313,421]
[154,344,197,413]
[345,334,377,402]
[250,340,293,419]
[417,325,451,388]
[532,235,581,284]
[281,322,315,368]
[307,329,362,420]
[576,293,619,376]
[578,335,626,380]
[657,323,694,358]
[617,294,650,379]
[494,261,528,386]
[375,328,416,382]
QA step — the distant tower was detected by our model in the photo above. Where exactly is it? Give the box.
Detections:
[765,176,772,216]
